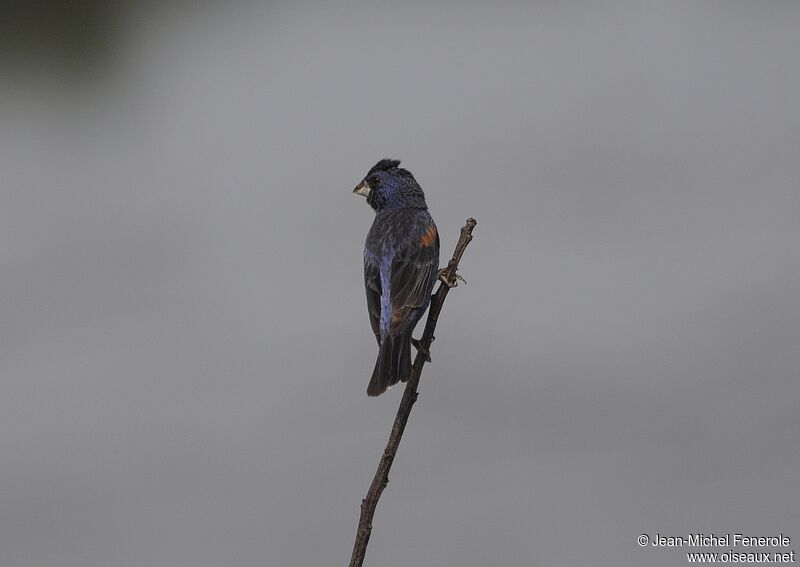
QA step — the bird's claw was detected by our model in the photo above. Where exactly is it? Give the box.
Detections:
[412,338,432,362]
[438,268,467,288]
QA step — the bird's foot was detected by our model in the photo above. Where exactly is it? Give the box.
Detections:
[438,268,467,288]
[412,337,433,362]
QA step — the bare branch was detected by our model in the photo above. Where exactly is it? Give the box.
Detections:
[349,217,478,567]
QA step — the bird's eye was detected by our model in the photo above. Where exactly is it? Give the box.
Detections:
[368,175,380,188]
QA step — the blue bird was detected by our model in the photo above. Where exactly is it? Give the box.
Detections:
[354,159,440,396]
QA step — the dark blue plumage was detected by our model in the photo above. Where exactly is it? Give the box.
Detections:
[353,159,439,396]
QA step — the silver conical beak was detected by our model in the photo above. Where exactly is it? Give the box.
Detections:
[353,179,370,197]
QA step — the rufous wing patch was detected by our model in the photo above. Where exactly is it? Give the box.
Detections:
[390,305,409,332]
[391,309,404,326]
[419,225,437,247]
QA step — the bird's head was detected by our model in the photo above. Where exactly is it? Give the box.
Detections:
[353,158,428,212]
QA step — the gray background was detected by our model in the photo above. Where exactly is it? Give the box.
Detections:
[2,2,798,566]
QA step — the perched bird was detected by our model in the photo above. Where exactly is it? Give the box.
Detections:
[353,159,440,396]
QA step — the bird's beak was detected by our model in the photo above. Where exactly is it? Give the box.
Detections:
[353,179,370,198]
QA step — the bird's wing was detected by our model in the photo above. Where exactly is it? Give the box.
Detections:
[364,256,382,344]
[389,218,439,334]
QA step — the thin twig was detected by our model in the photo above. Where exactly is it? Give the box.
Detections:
[349,218,478,567]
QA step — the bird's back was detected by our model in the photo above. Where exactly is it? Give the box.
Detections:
[365,208,431,257]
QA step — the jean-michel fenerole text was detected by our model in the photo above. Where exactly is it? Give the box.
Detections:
[650,534,791,548]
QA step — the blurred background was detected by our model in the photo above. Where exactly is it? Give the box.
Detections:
[2,2,798,566]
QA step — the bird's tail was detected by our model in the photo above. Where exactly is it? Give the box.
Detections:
[367,333,412,397]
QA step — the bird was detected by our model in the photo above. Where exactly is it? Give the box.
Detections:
[353,159,440,396]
